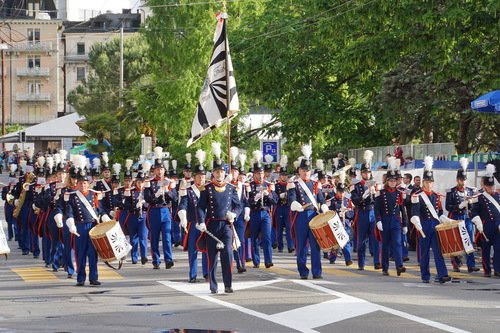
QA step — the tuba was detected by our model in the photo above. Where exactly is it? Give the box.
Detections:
[13,172,36,218]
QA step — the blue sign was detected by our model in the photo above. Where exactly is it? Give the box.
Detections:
[261,140,279,163]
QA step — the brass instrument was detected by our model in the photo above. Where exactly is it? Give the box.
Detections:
[13,172,36,218]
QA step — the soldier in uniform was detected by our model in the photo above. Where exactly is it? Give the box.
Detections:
[375,157,407,276]
[471,164,500,277]
[410,156,451,283]
[247,150,277,269]
[178,149,209,282]
[445,158,479,273]
[93,153,113,216]
[123,168,149,265]
[65,156,111,286]
[170,160,182,248]
[195,142,241,294]
[327,169,354,266]
[2,165,18,242]
[350,150,381,270]
[274,155,294,254]
[144,147,176,269]
[288,145,329,279]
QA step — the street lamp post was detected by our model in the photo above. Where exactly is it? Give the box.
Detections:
[0,43,8,151]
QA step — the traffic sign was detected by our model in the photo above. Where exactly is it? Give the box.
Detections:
[261,140,280,163]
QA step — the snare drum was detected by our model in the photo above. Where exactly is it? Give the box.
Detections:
[309,211,349,251]
[89,221,131,263]
[435,220,474,257]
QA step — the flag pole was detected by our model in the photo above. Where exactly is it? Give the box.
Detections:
[223,1,232,173]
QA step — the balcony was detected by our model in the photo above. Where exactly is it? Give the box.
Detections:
[16,93,51,102]
[9,41,53,53]
[64,54,89,63]
[16,67,50,77]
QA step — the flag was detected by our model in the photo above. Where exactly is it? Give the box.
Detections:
[187,12,239,147]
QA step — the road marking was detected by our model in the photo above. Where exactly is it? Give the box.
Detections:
[96,265,123,280]
[11,267,58,282]
[160,278,471,333]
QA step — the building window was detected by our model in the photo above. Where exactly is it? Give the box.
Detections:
[27,56,41,68]
[76,67,86,81]
[28,104,42,123]
[27,80,41,95]
[27,28,41,43]
[94,21,105,29]
[77,42,85,55]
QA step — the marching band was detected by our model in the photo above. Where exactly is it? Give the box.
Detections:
[1,144,499,291]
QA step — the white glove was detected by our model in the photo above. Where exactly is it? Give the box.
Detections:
[439,215,452,224]
[244,207,251,222]
[113,189,118,195]
[254,192,262,202]
[362,189,371,199]
[279,193,286,199]
[196,223,207,232]
[410,216,423,231]
[35,187,42,194]
[32,204,37,211]
[458,201,468,209]
[136,200,145,209]
[472,216,483,233]
[101,214,112,223]
[263,190,269,196]
[376,221,383,231]
[66,218,79,236]
[110,210,116,218]
[226,211,237,223]
[321,204,330,213]
[402,227,408,235]
[178,210,188,229]
[155,188,164,198]
[54,213,63,228]
[291,201,304,212]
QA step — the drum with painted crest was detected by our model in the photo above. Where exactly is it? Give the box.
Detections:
[309,211,349,251]
[435,219,474,257]
[89,221,131,264]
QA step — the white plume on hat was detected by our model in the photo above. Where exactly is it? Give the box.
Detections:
[459,157,468,172]
[395,158,401,169]
[54,154,61,165]
[265,154,274,164]
[387,156,397,171]
[102,152,109,166]
[37,156,45,168]
[172,160,177,170]
[424,155,433,171]
[26,147,34,159]
[73,155,86,172]
[46,156,54,171]
[125,159,133,171]
[112,163,121,175]
[211,142,222,159]
[9,164,17,173]
[485,163,496,177]
[293,159,300,169]
[139,155,145,164]
[363,150,373,165]
[280,155,288,168]
[230,147,239,162]
[239,152,247,167]
[92,157,100,169]
[154,146,163,160]
[59,150,67,162]
[163,160,169,171]
[348,157,356,167]
[316,159,324,171]
[142,161,152,173]
[301,144,312,161]
[195,149,206,165]
[185,153,192,164]
[338,168,346,184]
[332,157,339,169]
[86,158,91,169]
[252,150,263,163]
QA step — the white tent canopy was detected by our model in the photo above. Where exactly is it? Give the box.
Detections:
[0,113,85,143]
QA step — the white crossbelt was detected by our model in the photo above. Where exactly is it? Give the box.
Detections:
[419,192,440,221]
[297,178,318,211]
[76,191,99,223]
[483,192,500,214]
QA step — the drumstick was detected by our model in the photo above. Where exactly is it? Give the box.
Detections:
[419,229,426,239]
[481,231,489,242]
[302,203,313,210]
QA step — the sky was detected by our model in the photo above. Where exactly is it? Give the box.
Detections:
[66,0,141,21]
